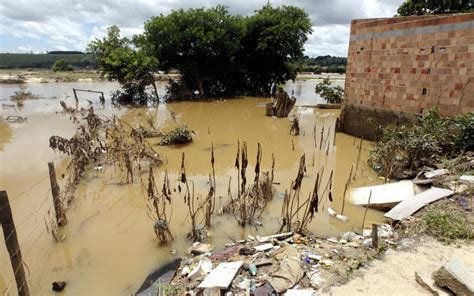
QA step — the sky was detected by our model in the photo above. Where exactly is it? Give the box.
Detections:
[0,0,405,57]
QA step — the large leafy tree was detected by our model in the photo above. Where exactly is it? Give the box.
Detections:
[237,4,312,95]
[88,26,159,104]
[141,6,244,96]
[398,0,473,16]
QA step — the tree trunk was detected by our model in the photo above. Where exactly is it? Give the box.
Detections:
[265,89,296,117]
[150,74,159,102]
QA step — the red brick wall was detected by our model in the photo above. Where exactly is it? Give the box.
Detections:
[345,13,474,116]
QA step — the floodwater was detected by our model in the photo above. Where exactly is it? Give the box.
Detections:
[0,77,384,295]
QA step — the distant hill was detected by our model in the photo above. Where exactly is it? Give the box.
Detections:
[0,52,96,69]
[300,55,347,73]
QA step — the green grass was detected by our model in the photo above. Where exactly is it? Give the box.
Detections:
[422,210,472,243]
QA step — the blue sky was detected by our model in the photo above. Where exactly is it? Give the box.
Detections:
[0,0,404,56]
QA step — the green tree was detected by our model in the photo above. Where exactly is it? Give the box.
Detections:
[141,6,244,96]
[52,59,73,71]
[87,25,159,104]
[398,0,473,16]
[315,78,344,104]
[237,4,312,95]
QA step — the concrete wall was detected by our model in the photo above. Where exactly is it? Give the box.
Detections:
[341,13,474,139]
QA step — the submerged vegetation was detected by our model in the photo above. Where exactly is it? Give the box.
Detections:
[159,126,194,146]
[369,108,474,179]
[88,4,312,104]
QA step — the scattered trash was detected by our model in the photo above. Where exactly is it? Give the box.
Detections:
[424,169,449,179]
[248,264,257,276]
[335,214,348,222]
[327,207,337,217]
[253,243,274,252]
[267,256,304,293]
[188,242,213,256]
[188,257,213,280]
[52,281,66,292]
[257,232,292,243]
[308,271,324,289]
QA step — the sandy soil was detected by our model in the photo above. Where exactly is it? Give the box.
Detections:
[323,236,474,295]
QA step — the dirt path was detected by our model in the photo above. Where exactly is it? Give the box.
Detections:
[323,236,474,295]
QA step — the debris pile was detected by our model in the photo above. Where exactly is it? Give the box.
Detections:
[159,126,194,145]
[144,226,397,295]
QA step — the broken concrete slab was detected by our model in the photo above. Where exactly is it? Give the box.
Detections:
[198,261,243,290]
[350,180,417,211]
[424,169,449,179]
[432,257,474,296]
[385,187,453,221]
[459,175,474,183]
[415,270,449,296]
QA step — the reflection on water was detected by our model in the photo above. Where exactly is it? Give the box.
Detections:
[0,79,382,295]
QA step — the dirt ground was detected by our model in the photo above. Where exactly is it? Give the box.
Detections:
[323,236,474,295]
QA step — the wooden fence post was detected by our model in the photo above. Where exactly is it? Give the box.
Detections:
[372,224,379,250]
[72,89,78,103]
[48,162,67,227]
[0,191,30,296]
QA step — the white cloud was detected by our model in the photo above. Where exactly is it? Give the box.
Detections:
[0,0,405,56]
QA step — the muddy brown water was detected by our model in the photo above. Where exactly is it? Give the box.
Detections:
[0,78,384,295]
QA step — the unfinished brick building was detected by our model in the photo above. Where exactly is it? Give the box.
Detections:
[340,13,474,140]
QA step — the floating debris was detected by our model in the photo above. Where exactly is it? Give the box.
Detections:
[159,126,194,145]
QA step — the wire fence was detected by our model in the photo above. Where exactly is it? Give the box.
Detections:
[1,174,56,296]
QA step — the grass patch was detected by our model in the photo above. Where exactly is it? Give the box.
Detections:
[422,209,472,243]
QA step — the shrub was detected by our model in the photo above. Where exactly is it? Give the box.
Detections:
[52,59,73,72]
[369,108,470,178]
[315,78,344,104]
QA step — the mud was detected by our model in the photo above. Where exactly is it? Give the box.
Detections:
[0,79,383,295]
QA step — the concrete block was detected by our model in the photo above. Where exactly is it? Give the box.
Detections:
[432,257,474,296]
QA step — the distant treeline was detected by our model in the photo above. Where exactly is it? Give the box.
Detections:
[0,52,96,69]
[0,51,347,74]
[300,55,347,73]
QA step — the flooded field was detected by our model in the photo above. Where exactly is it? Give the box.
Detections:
[0,77,384,295]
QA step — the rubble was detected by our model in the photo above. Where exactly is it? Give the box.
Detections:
[432,257,474,296]
[163,227,395,294]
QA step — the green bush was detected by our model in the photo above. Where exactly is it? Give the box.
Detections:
[455,112,474,151]
[52,59,73,72]
[315,78,344,104]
